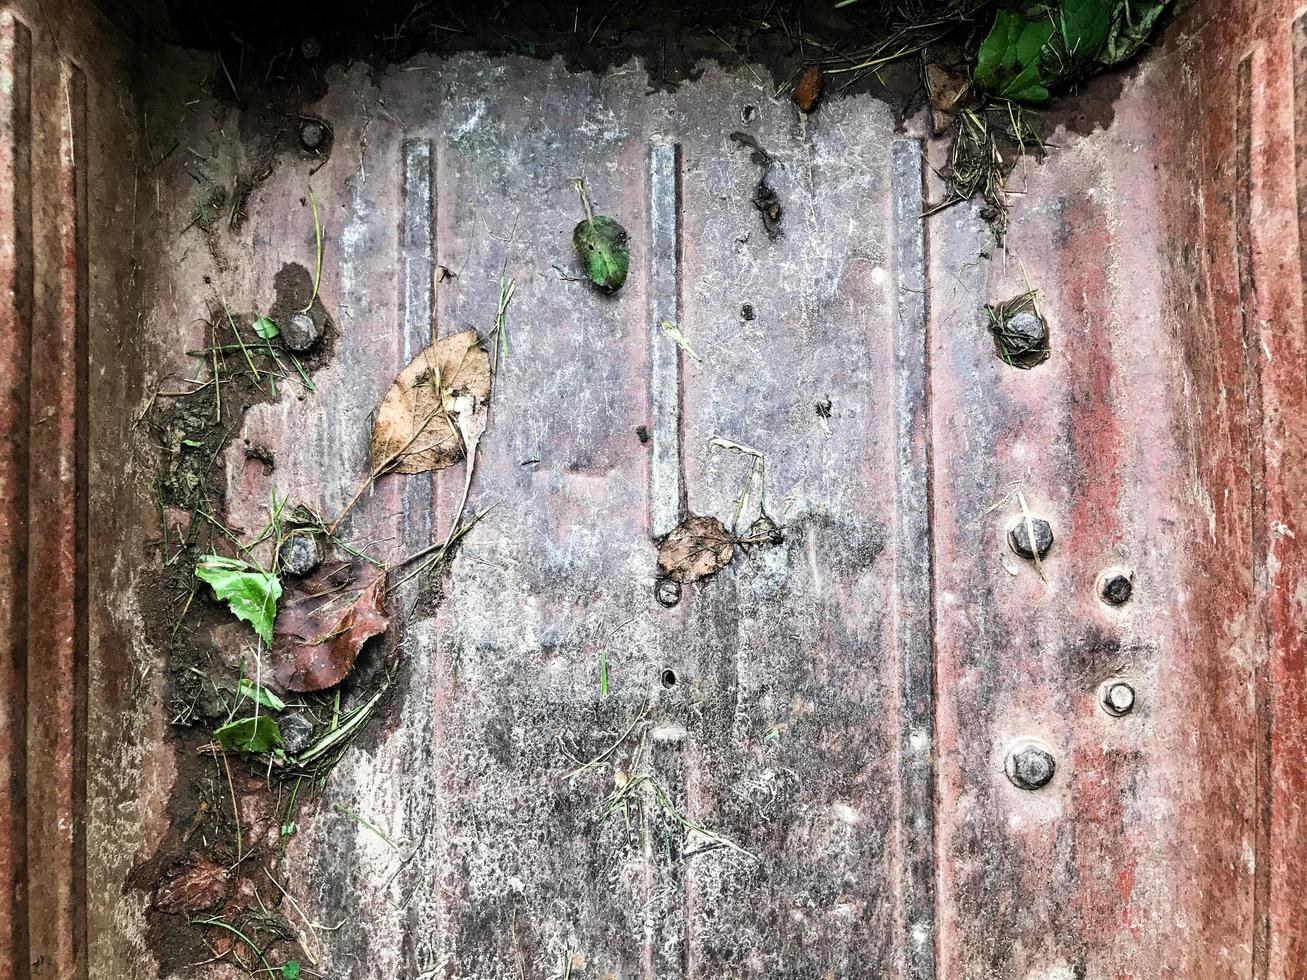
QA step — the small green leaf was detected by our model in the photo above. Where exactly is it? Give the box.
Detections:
[239,678,286,711]
[214,715,284,754]
[1053,0,1112,75]
[253,316,280,340]
[573,216,630,293]
[195,555,281,646]
[182,438,205,448]
[658,319,703,363]
[282,960,302,980]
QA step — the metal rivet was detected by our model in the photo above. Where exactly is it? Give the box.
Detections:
[1008,517,1054,560]
[1005,743,1056,790]
[655,579,681,607]
[1100,570,1134,605]
[299,118,331,152]
[1102,681,1136,716]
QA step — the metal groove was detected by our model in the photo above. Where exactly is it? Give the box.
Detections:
[26,59,89,980]
[648,141,682,540]
[644,726,688,980]
[399,139,435,555]
[0,13,33,980]
[891,138,936,980]
[1235,51,1273,980]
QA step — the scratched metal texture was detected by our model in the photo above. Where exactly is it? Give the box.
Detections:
[2,0,1307,977]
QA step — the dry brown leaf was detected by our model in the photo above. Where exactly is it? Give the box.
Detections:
[272,561,388,692]
[153,854,230,914]
[370,329,490,474]
[657,515,735,583]
[792,66,824,113]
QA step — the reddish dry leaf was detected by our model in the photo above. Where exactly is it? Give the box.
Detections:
[272,561,388,692]
[153,854,230,914]
[792,66,824,113]
[370,329,491,474]
[657,515,735,583]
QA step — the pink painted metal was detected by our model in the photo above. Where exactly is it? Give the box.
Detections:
[1,0,1306,976]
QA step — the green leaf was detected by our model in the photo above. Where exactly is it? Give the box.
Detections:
[573,216,630,293]
[1100,0,1169,65]
[1053,0,1112,75]
[282,961,302,980]
[253,316,280,340]
[974,8,1057,103]
[658,319,703,363]
[214,715,284,754]
[195,555,281,646]
[239,678,286,711]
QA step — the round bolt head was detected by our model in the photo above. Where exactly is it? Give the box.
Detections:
[277,531,320,578]
[1103,681,1136,716]
[299,120,328,152]
[654,579,681,608]
[1006,743,1056,790]
[1100,571,1134,605]
[1008,517,1054,561]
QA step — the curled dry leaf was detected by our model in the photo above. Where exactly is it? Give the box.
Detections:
[153,854,230,914]
[657,515,735,583]
[370,329,491,474]
[792,65,824,113]
[272,561,388,692]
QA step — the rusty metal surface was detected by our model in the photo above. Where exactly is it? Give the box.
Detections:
[3,0,1307,976]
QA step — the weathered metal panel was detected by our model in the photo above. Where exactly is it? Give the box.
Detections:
[2,0,1307,976]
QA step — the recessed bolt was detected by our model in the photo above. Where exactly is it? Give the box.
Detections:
[1102,681,1136,716]
[1006,743,1056,790]
[1008,517,1054,561]
[299,118,331,152]
[655,579,681,608]
[300,36,322,60]
[1100,570,1134,605]
[277,531,320,578]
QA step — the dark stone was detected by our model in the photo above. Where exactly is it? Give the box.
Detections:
[635,425,650,444]
[1004,311,1047,353]
[1009,517,1054,560]
[654,579,681,608]
[282,312,321,352]
[278,532,321,578]
[1008,745,1055,790]
[741,303,755,321]
[279,712,315,755]
[1101,573,1133,605]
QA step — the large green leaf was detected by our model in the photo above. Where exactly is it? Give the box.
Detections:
[214,715,284,754]
[573,216,630,293]
[195,555,281,646]
[1054,0,1112,74]
[1100,0,1169,65]
[974,8,1057,103]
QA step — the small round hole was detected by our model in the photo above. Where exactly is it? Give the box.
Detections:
[661,668,678,689]
[742,104,757,122]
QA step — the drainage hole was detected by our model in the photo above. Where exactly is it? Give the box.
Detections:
[661,668,678,689]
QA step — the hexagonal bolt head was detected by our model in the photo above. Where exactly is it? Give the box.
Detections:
[1008,517,1054,561]
[654,579,681,608]
[299,119,330,152]
[1102,681,1136,717]
[1100,572,1134,605]
[1006,744,1056,790]
[277,531,321,578]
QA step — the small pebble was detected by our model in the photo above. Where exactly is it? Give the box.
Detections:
[278,532,320,577]
[282,312,321,352]
[299,120,327,152]
[279,712,315,755]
